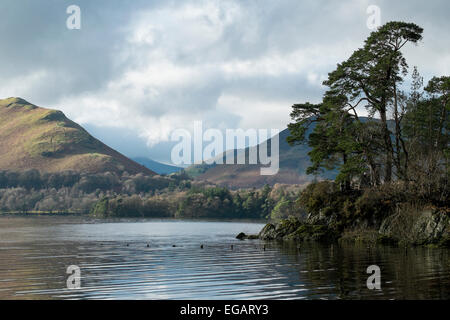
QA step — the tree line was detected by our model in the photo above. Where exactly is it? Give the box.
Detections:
[91,184,303,220]
[0,169,189,194]
[0,169,303,220]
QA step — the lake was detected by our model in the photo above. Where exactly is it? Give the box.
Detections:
[0,217,449,300]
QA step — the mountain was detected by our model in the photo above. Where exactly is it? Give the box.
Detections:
[186,128,337,189]
[0,97,154,175]
[133,157,183,175]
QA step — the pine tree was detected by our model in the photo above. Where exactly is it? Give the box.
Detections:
[323,21,423,182]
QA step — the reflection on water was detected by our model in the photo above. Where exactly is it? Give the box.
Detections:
[0,217,449,300]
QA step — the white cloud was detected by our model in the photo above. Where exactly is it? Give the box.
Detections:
[55,1,362,147]
[1,0,448,160]
[0,70,48,100]
[216,94,292,130]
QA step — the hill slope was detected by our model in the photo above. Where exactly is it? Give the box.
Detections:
[0,97,154,175]
[186,128,337,188]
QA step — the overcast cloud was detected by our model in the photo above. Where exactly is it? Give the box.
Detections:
[0,0,449,163]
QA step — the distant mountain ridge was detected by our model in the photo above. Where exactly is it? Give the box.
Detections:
[133,157,183,175]
[0,97,154,175]
[187,116,390,188]
[186,127,337,188]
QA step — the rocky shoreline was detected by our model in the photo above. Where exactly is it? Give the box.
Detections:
[237,207,450,247]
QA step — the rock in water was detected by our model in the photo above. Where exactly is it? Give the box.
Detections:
[235,232,259,240]
[236,232,247,240]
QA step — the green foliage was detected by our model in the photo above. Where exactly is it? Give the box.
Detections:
[354,189,394,222]
[176,185,281,219]
[288,224,338,242]
[298,181,339,216]
[296,181,402,230]
[270,196,292,220]
[0,170,188,215]
[90,195,174,218]
[0,170,298,220]
[294,178,447,234]
[90,197,109,217]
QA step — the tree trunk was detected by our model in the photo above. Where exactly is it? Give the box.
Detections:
[436,97,448,149]
[393,83,408,180]
[380,108,393,183]
[341,152,351,191]
[368,157,380,186]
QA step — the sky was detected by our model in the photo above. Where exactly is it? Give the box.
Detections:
[0,0,449,163]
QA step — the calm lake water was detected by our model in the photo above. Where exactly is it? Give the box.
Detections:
[0,216,449,300]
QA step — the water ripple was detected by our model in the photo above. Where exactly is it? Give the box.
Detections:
[0,218,449,299]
